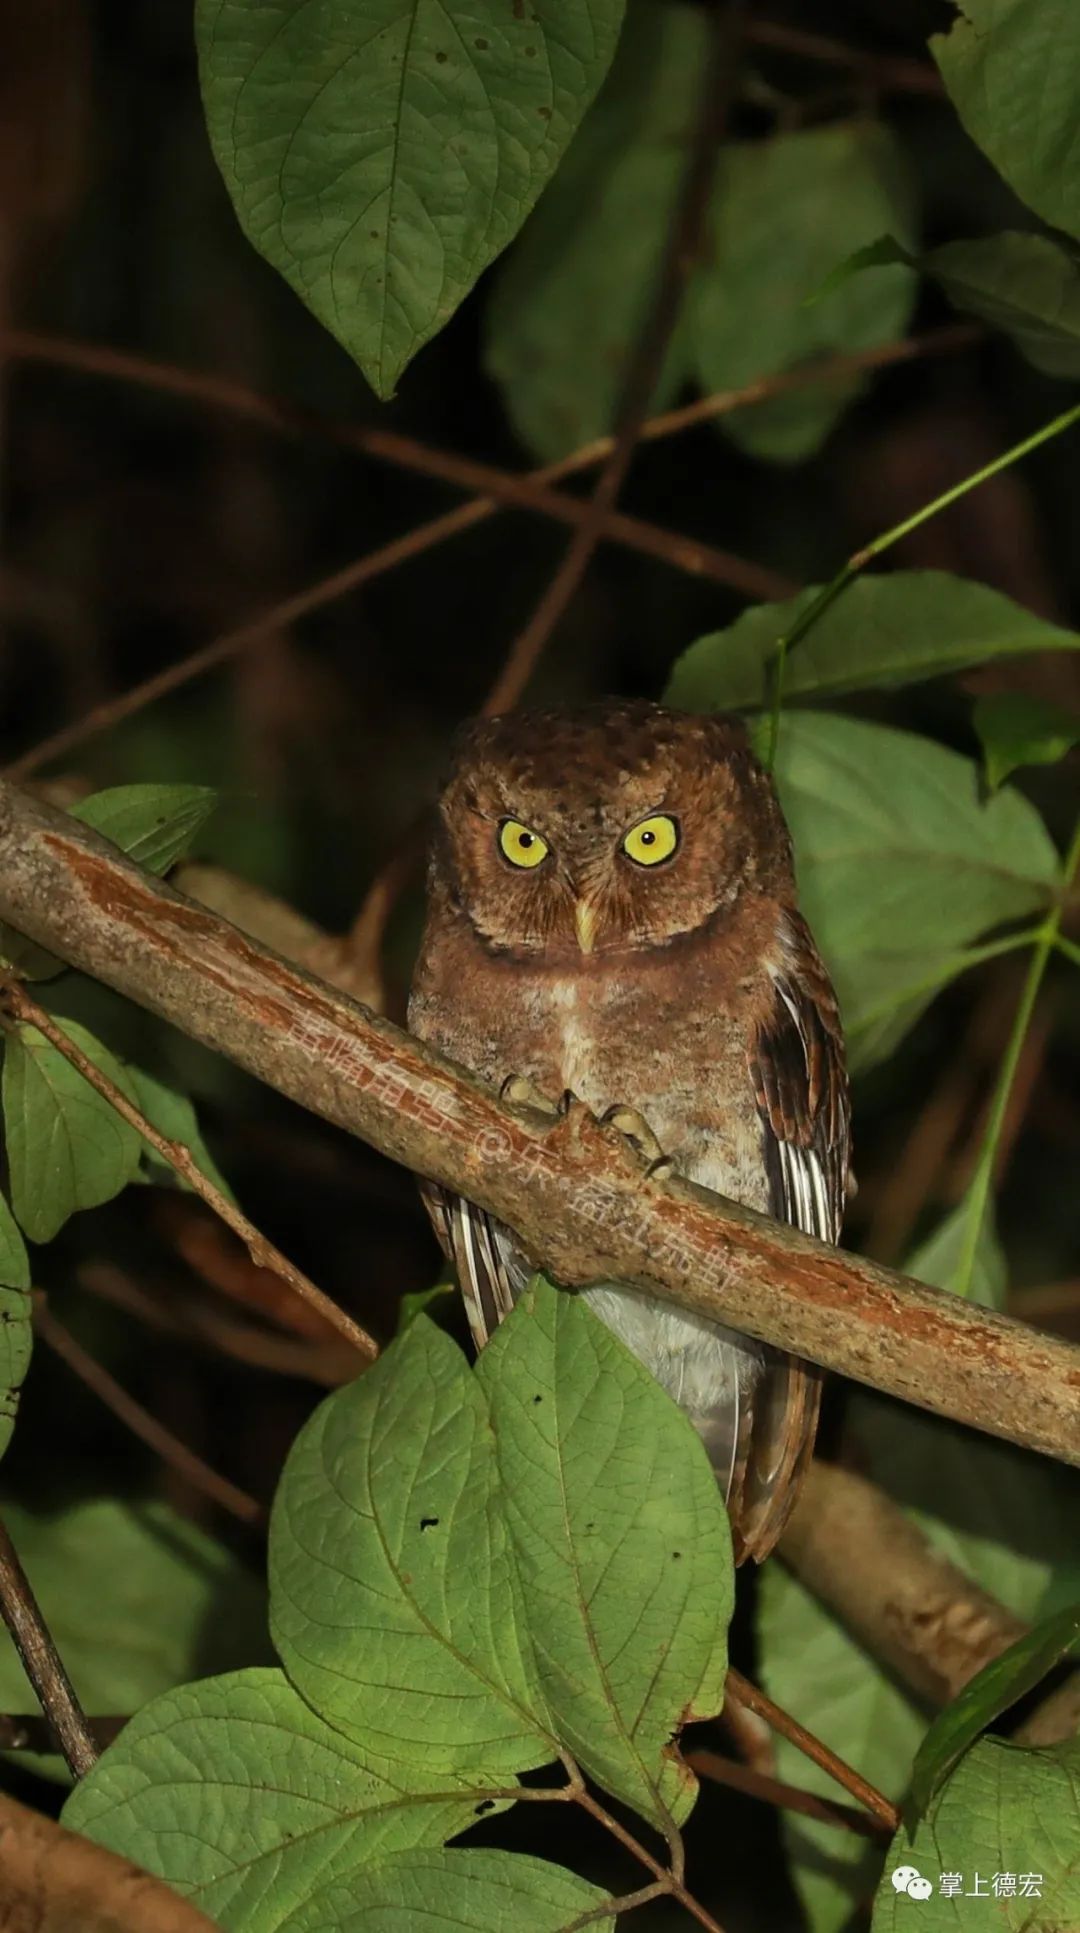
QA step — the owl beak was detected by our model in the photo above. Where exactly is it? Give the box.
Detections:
[574,897,599,954]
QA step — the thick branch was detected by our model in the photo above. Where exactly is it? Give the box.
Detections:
[781,1462,1080,1746]
[0,781,1078,1466]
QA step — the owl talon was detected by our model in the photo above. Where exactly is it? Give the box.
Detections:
[601,1103,667,1170]
[558,1088,578,1117]
[499,1073,560,1121]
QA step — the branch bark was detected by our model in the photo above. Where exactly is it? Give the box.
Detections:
[0,1791,218,1933]
[0,1513,97,1778]
[1,783,1078,1466]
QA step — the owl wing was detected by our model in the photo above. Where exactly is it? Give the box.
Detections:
[732,910,851,1562]
[418,1178,530,1350]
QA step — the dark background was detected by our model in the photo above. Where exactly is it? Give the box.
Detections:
[1,2,1078,1926]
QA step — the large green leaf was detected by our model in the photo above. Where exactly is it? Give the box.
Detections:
[72,785,218,875]
[269,1316,554,1776]
[0,1190,31,1465]
[758,1563,925,1933]
[666,571,1080,714]
[64,1670,513,1933]
[477,1280,732,1832]
[932,0,1080,245]
[907,1604,1080,1823]
[748,712,1059,1068]
[485,0,703,460]
[197,0,625,401]
[278,1849,615,1933]
[2,1020,143,1242]
[873,1737,1080,1927]
[687,122,916,463]
[0,1498,268,1782]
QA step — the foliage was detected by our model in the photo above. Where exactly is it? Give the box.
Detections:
[65,1286,731,1929]
[2,0,1079,1928]
[0,1498,269,1783]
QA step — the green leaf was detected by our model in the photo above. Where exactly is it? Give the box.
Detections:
[745,712,1059,1069]
[2,1020,143,1242]
[0,1498,268,1783]
[0,1191,32,1466]
[906,1195,1007,1310]
[819,229,1080,382]
[758,1563,925,1933]
[396,1280,454,1336]
[197,0,625,402]
[278,1849,615,1933]
[687,122,917,463]
[873,1737,1080,1927]
[666,570,1080,714]
[72,784,218,875]
[64,1669,514,1933]
[927,232,1080,381]
[849,1395,1080,1634]
[269,1316,554,1777]
[932,0,1080,246]
[128,1066,236,1204]
[974,691,1080,791]
[907,1603,1080,1824]
[485,0,704,461]
[476,1280,732,1832]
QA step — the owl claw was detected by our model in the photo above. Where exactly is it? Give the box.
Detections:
[499,1073,560,1122]
[558,1088,578,1117]
[601,1104,669,1174]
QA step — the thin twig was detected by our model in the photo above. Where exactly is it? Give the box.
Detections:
[725,1670,900,1832]
[0,981,376,1362]
[482,2,745,717]
[747,18,945,94]
[687,1748,889,1840]
[78,1260,358,1385]
[6,324,977,784]
[575,1788,725,1933]
[34,1296,267,1527]
[0,1514,98,1778]
[0,325,788,594]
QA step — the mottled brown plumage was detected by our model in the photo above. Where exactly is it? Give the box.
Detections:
[408,699,850,1562]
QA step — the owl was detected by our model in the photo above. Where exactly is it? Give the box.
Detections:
[408,700,849,1562]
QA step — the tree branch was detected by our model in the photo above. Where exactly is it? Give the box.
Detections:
[0,1513,97,1779]
[780,1461,1080,1747]
[1,783,1078,1467]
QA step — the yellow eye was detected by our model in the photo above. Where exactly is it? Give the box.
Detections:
[498,819,549,869]
[622,814,679,867]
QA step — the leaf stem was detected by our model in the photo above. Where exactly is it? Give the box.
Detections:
[764,397,1080,769]
[953,815,1080,1298]
[1055,932,1080,969]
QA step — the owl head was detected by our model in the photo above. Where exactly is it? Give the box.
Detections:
[430,700,794,957]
